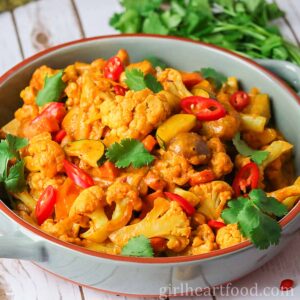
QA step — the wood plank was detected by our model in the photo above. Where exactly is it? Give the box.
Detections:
[73,0,121,37]
[0,259,82,300]
[0,12,22,75]
[12,0,82,58]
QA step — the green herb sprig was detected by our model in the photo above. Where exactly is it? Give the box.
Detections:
[110,0,300,66]
[222,189,288,249]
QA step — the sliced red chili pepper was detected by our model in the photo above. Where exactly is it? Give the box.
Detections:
[35,185,57,225]
[180,96,227,121]
[114,85,127,96]
[63,159,94,189]
[53,129,66,143]
[165,192,195,216]
[280,279,294,291]
[230,91,250,111]
[208,220,226,230]
[232,162,259,196]
[104,56,124,81]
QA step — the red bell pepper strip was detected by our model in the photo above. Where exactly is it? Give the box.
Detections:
[232,162,259,196]
[165,192,195,216]
[180,96,227,121]
[35,185,57,225]
[114,85,127,96]
[230,91,250,111]
[208,220,226,230]
[63,159,94,189]
[53,129,66,143]
[104,56,124,81]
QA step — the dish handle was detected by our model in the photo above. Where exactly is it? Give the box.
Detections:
[0,209,47,261]
[256,59,300,95]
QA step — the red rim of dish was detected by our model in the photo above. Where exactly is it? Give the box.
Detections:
[0,34,299,264]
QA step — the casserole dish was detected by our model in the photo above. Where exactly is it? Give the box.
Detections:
[0,34,299,297]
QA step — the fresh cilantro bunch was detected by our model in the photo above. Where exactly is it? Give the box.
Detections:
[222,189,288,249]
[106,138,154,168]
[233,133,269,165]
[0,134,28,192]
[121,235,154,257]
[110,0,300,66]
[125,69,163,92]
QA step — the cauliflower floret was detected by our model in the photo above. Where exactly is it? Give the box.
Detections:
[69,185,135,243]
[83,240,122,255]
[157,68,192,99]
[106,174,144,211]
[207,138,233,178]
[190,181,233,220]
[27,172,65,200]
[41,216,83,245]
[267,181,300,202]
[183,224,217,255]
[216,224,246,249]
[109,197,191,252]
[100,89,172,144]
[69,186,108,243]
[69,185,105,216]
[26,132,65,178]
[152,149,194,187]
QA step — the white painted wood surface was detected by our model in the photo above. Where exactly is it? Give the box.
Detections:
[0,0,299,299]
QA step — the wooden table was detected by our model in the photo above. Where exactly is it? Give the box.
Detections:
[0,1,299,299]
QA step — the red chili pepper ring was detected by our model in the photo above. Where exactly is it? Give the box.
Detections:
[181,96,227,121]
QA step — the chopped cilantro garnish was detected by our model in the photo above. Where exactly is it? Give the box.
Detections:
[233,132,269,165]
[36,70,66,106]
[222,189,288,249]
[106,138,154,168]
[0,135,28,192]
[121,235,154,257]
[125,69,163,92]
[200,67,227,89]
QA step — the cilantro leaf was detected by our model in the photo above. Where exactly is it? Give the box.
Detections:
[144,74,163,93]
[106,138,154,168]
[36,70,66,106]
[120,0,162,16]
[146,56,168,69]
[222,189,287,250]
[221,196,247,224]
[200,68,227,89]
[236,202,260,237]
[109,10,142,33]
[121,235,154,257]
[4,160,26,193]
[232,133,269,165]
[6,134,28,159]
[125,69,163,92]
[142,12,169,35]
[0,141,11,179]
[249,214,281,249]
[249,189,288,217]
[125,69,146,91]
[0,135,28,192]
